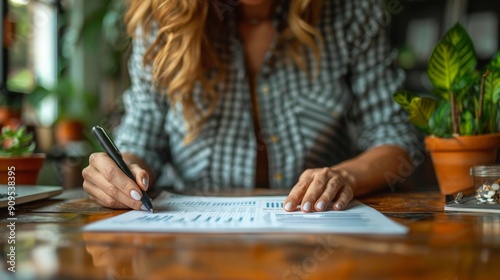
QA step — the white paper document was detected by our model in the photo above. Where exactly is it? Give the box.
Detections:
[84,192,408,234]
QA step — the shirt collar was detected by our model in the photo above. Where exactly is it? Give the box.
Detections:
[226,0,289,34]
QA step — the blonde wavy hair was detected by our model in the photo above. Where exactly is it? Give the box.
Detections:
[126,0,323,144]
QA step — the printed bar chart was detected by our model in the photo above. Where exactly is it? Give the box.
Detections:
[85,192,408,234]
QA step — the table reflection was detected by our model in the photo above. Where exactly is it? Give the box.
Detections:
[82,232,162,280]
[478,215,500,244]
[14,225,61,279]
[3,189,500,279]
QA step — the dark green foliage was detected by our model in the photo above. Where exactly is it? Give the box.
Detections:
[393,23,500,137]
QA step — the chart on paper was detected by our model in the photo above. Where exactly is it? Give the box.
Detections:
[84,192,407,234]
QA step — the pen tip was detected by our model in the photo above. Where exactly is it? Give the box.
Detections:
[149,209,155,213]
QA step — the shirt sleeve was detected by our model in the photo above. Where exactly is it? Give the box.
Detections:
[114,26,170,177]
[346,0,420,156]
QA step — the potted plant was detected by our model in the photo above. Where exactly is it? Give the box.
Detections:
[393,23,500,195]
[0,126,45,185]
[28,78,98,146]
[0,92,23,129]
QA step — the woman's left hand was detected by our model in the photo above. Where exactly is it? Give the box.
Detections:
[283,168,357,212]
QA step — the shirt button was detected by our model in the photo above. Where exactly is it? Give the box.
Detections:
[274,173,283,181]
[270,135,279,143]
[261,85,270,95]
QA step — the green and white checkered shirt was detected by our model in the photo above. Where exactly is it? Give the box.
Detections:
[114,0,419,191]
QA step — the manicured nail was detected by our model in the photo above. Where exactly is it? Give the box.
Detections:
[140,204,147,211]
[335,202,343,210]
[142,178,149,189]
[284,202,293,211]
[316,201,325,211]
[130,190,142,201]
[302,201,311,212]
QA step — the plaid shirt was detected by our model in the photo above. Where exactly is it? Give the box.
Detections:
[114,0,418,191]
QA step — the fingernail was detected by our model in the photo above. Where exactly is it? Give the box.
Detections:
[302,201,311,212]
[142,178,149,189]
[284,202,293,211]
[335,202,343,210]
[130,190,142,201]
[316,201,325,211]
[140,204,147,211]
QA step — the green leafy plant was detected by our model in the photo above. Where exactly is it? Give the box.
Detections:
[393,23,500,138]
[63,0,129,79]
[0,126,35,156]
[27,78,98,125]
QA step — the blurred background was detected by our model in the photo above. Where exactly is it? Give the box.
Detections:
[1,0,128,187]
[1,0,499,189]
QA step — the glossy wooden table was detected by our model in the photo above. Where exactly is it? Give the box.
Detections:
[1,188,499,280]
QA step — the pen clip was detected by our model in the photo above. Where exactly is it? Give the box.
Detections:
[92,126,121,156]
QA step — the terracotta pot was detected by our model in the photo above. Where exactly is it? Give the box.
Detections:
[0,107,21,128]
[425,133,500,195]
[55,120,85,146]
[0,154,45,185]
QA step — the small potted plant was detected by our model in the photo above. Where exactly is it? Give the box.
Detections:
[28,78,98,146]
[393,23,500,195]
[0,126,45,185]
[0,92,22,128]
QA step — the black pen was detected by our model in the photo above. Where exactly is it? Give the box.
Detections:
[92,126,155,213]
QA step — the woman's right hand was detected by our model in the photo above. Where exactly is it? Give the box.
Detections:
[82,152,150,209]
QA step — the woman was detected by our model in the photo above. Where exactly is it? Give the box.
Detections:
[82,0,418,212]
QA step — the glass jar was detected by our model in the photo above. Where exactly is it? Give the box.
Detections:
[470,165,500,204]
